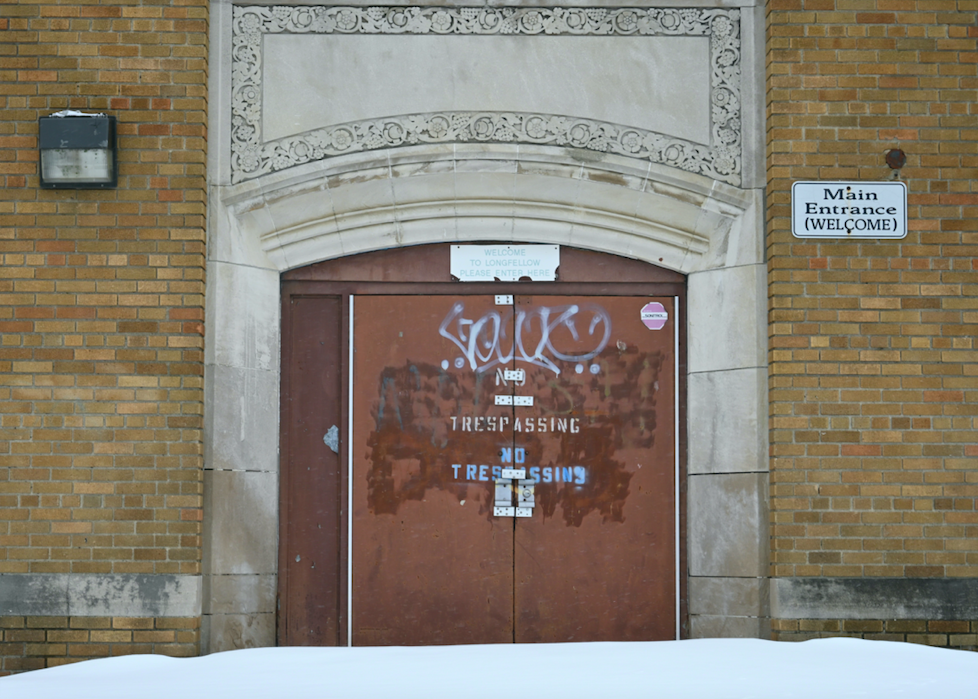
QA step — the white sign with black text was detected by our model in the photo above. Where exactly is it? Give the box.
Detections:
[792,181,907,239]
[451,245,560,282]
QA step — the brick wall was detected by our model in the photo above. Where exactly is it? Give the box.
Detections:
[2,0,975,672]
[773,618,978,649]
[0,0,207,672]
[766,0,978,638]
[0,616,198,674]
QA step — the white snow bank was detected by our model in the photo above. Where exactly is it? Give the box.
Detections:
[2,638,976,699]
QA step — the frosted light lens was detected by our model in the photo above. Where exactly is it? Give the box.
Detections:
[41,148,113,184]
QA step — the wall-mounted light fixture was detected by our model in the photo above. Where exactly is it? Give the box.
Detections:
[38,111,117,189]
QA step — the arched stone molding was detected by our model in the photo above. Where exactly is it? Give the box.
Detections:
[223,145,758,274]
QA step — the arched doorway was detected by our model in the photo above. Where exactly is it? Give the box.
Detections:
[277,245,686,645]
[203,143,768,652]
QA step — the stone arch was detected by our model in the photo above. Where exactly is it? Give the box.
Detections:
[221,145,758,275]
[203,143,768,650]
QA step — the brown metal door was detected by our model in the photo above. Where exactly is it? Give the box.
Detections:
[351,295,515,645]
[351,293,676,644]
[279,295,345,645]
[511,295,676,642]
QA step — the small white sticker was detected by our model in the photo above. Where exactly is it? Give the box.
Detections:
[641,301,668,330]
[323,425,339,453]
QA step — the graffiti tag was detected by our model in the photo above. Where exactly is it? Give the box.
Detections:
[438,302,611,375]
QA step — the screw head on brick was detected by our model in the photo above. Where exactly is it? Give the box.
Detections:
[885,149,907,170]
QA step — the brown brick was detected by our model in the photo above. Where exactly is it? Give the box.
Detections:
[1,0,206,611]
[769,0,978,596]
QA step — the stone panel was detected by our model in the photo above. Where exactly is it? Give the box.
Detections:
[688,367,768,474]
[687,263,766,374]
[690,614,770,639]
[737,3,766,191]
[205,364,280,473]
[688,472,768,578]
[230,6,744,186]
[263,34,712,145]
[206,260,281,371]
[202,613,276,653]
[203,574,277,615]
[689,576,769,618]
[202,471,279,576]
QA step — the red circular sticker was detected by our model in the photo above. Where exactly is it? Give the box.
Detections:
[641,302,668,330]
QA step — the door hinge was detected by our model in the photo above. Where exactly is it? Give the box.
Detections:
[494,394,534,406]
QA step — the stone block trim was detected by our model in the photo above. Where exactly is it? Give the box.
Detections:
[0,615,199,676]
[771,577,978,621]
[773,619,978,652]
[766,0,978,581]
[0,573,202,618]
[0,0,207,578]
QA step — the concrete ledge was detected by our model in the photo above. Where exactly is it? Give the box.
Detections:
[689,576,769,618]
[772,578,978,621]
[203,574,276,615]
[690,614,770,639]
[202,612,275,653]
[0,574,202,618]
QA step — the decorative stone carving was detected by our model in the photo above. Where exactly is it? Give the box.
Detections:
[230,7,742,186]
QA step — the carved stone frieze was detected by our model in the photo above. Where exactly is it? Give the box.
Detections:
[230,7,743,186]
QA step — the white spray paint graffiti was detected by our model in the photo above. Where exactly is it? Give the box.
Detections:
[438,302,611,375]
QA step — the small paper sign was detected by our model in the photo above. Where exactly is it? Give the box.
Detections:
[451,245,559,282]
[641,302,668,330]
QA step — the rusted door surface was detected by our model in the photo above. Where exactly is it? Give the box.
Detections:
[352,295,515,645]
[511,296,676,642]
[279,295,345,645]
[352,294,676,644]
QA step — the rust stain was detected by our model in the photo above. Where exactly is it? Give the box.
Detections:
[584,170,630,187]
[366,362,500,518]
[365,344,664,527]
[527,346,665,526]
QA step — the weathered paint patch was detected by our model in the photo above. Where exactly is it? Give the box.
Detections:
[365,345,664,526]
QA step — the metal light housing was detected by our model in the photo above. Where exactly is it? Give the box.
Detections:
[38,113,117,189]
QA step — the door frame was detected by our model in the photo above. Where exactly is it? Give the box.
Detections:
[278,245,688,646]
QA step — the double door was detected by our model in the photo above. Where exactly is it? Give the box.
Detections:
[350,294,677,644]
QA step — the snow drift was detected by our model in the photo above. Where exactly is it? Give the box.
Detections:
[2,637,976,699]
